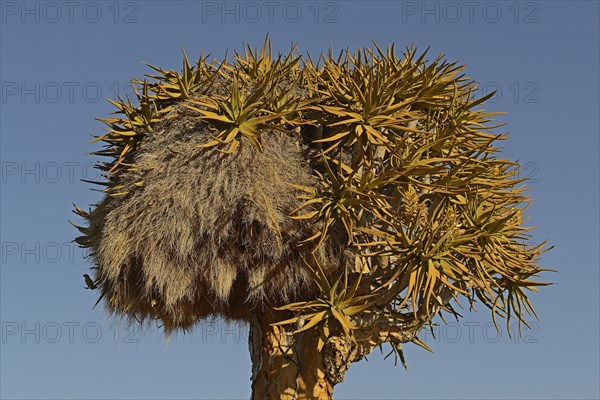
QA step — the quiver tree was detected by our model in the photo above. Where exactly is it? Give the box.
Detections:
[72,40,552,399]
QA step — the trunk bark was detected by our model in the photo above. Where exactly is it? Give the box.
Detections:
[249,310,335,399]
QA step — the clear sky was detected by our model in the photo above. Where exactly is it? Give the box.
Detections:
[1,1,598,399]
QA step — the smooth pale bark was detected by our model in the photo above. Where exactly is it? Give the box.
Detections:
[249,310,334,400]
[248,278,475,398]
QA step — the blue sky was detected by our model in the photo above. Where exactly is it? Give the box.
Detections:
[1,1,598,399]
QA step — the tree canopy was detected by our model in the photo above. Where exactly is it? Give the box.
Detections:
[73,39,552,394]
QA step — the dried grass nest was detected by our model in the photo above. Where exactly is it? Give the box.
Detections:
[77,92,351,332]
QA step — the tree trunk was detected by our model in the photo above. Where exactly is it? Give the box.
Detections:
[249,310,335,399]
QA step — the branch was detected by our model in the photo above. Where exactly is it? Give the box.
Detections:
[349,280,475,362]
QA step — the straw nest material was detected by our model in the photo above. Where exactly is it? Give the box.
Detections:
[78,100,350,331]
